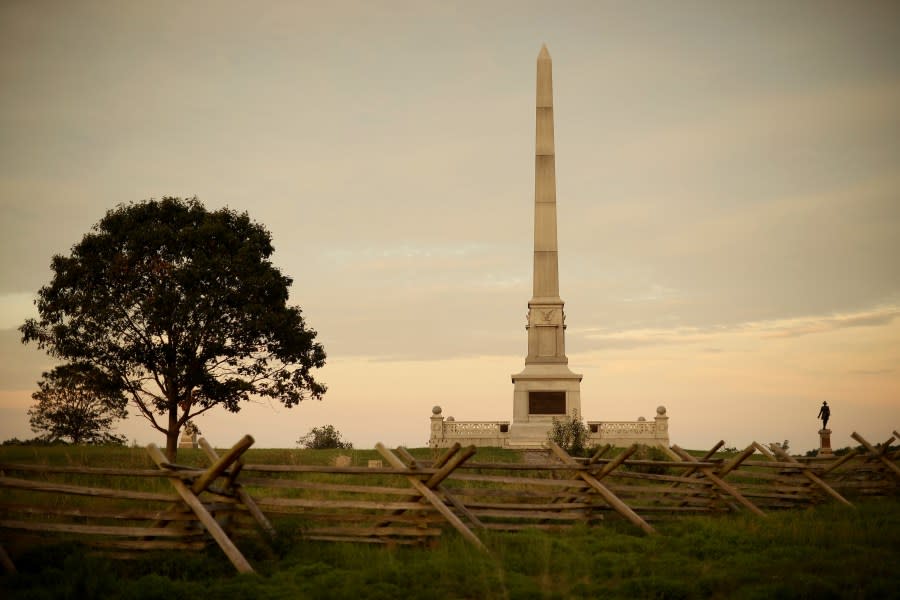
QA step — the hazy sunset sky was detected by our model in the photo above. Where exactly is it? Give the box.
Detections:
[1,1,898,453]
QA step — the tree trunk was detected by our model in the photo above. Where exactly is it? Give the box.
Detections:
[165,404,179,461]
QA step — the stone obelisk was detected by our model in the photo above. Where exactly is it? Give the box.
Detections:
[510,45,582,446]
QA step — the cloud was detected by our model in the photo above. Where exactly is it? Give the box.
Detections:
[575,305,900,351]
[848,368,895,376]
[758,306,900,339]
[606,80,900,178]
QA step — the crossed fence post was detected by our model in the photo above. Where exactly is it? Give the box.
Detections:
[669,445,767,518]
[146,435,256,574]
[543,443,616,522]
[197,438,277,540]
[547,441,656,535]
[851,432,900,482]
[375,443,488,552]
[765,443,853,507]
[394,446,486,530]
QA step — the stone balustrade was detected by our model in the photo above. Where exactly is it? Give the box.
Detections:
[588,421,664,436]
[442,421,510,436]
[429,405,669,449]
[585,407,669,447]
[429,407,510,448]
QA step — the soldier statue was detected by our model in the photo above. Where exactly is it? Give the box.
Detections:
[817,401,831,430]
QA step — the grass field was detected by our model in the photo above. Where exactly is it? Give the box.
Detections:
[0,444,523,470]
[2,446,898,599]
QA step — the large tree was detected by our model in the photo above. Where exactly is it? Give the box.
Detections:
[28,363,128,445]
[21,197,326,459]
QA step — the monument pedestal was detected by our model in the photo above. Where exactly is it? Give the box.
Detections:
[817,428,833,456]
[509,363,582,448]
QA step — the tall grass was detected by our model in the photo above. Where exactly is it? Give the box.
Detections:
[1,444,524,469]
[3,499,898,599]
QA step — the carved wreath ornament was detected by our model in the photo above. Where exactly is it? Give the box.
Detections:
[527,308,565,325]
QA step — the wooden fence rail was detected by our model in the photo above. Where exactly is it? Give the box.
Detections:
[0,430,897,574]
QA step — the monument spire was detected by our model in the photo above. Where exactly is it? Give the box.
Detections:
[525,44,568,366]
[509,45,582,445]
[533,43,560,302]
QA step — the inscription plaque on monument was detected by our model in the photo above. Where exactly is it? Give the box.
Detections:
[529,391,566,414]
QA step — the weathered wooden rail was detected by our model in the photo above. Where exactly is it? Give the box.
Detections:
[0,430,896,574]
[234,442,484,549]
[0,435,266,574]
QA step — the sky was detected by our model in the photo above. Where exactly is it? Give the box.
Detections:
[1,1,898,454]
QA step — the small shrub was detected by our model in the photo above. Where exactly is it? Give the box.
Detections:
[297,425,353,450]
[548,411,589,457]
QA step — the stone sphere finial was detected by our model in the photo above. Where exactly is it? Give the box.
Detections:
[446,416,455,422]
[432,405,442,415]
[656,406,667,416]
[637,416,646,422]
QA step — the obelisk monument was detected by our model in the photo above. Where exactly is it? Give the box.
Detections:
[509,45,583,446]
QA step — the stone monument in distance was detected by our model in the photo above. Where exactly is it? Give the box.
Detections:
[427,46,670,450]
[508,44,583,447]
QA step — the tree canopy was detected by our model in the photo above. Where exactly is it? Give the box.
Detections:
[21,197,326,459]
[28,363,128,445]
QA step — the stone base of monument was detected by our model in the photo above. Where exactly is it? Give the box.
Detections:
[506,421,556,448]
[817,428,833,456]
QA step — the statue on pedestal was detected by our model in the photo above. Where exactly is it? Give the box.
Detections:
[817,401,832,456]
[817,401,831,429]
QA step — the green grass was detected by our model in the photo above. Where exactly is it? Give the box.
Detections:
[0,445,526,510]
[3,500,898,599]
[0,444,523,470]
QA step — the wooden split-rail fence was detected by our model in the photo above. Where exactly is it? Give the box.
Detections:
[1,430,898,574]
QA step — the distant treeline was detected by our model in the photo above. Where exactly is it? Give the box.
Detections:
[0,437,127,447]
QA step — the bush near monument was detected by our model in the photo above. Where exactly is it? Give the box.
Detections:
[20,197,326,460]
[548,411,589,456]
